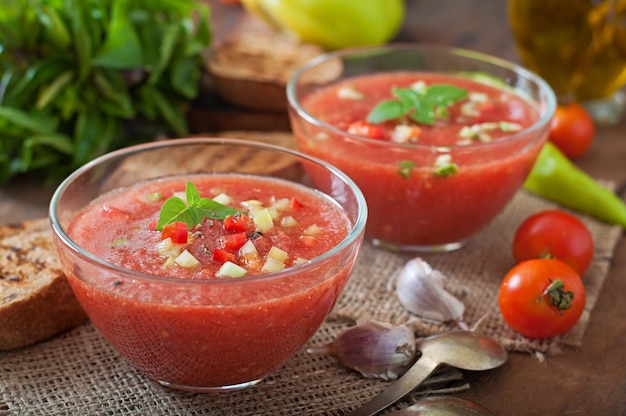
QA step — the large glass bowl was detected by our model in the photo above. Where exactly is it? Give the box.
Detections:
[287,44,556,252]
[49,138,367,392]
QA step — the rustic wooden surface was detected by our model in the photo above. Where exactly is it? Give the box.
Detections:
[2,1,626,415]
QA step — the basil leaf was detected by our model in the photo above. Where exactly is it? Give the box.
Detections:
[196,198,241,220]
[157,181,242,230]
[185,181,201,205]
[0,106,59,134]
[366,83,468,126]
[156,197,190,230]
[93,1,143,69]
[0,0,211,184]
[367,99,406,123]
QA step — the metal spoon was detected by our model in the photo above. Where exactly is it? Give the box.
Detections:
[387,396,495,415]
[346,331,507,416]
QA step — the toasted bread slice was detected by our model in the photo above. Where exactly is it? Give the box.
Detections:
[101,131,301,189]
[0,218,87,351]
[207,15,341,112]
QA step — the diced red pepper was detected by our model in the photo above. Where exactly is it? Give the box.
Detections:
[223,214,252,233]
[290,197,304,210]
[347,120,386,140]
[222,232,248,251]
[161,222,188,244]
[213,247,237,264]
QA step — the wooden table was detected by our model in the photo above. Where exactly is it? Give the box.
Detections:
[2,1,626,415]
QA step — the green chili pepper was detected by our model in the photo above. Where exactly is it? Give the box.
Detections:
[524,142,626,228]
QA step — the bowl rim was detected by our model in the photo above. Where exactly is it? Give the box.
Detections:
[49,137,368,287]
[286,42,557,151]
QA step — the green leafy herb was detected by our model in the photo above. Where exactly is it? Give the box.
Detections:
[397,160,416,179]
[156,182,241,230]
[0,0,211,184]
[367,84,468,125]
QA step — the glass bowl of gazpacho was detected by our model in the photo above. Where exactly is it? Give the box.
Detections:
[49,138,367,392]
[287,44,556,252]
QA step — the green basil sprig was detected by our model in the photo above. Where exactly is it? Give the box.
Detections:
[157,182,242,230]
[367,84,467,125]
[0,0,211,183]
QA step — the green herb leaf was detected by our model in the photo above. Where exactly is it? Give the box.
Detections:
[367,83,468,126]
[156,181,241,230]
[0,0,211,184]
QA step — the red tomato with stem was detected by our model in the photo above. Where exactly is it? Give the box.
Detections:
[498,258,586,339]
[548,103,595,159]
[513,209,594,276]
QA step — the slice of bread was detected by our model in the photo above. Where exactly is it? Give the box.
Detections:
[101,131,301,189]
[0,218,87,351]
[207,15,341,112]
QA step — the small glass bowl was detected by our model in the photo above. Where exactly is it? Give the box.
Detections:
[49,138,367,392]
[287,44,556,252]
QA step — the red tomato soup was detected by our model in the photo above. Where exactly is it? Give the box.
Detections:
[64,174,353,389]
[293,72,544,248]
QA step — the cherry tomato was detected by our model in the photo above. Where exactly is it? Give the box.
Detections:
[498,258,585,339]
[513,209,594,276]
[548,103,595,159]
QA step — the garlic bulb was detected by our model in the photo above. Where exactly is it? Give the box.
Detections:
[307,319,416,380]
[394,258,467,329]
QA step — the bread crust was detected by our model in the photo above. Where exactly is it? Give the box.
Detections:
[207,16,336,112]
[0,218,87,351]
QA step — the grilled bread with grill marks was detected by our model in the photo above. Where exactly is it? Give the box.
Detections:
[0,218,87,351]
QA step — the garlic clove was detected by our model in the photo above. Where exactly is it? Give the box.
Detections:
[395,258,467,329]
[307,319,416,380]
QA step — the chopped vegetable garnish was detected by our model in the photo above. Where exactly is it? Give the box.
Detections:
[175,250,200,268]
[433,154,458,177]
[216,261,248,278]
[108,237,129,247]
[161,221,189,244]
[253,208,274,232]
[157,182,242,230]
[397,160,416,179]
[367,84,468,125]
[337,85,365,100]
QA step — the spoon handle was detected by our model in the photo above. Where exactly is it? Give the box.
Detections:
[346,356,439,416]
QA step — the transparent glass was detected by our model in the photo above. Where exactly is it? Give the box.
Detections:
[49,138,367,392]
[508,0,626,125]
[287,44,556,252]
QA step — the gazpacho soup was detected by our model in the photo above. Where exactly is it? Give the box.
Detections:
[292,71,547,249]
[63,173,354,390]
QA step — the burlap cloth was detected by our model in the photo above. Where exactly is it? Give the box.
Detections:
[1,189,622,415]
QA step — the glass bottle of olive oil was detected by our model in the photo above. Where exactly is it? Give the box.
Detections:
[507,0,626,122]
